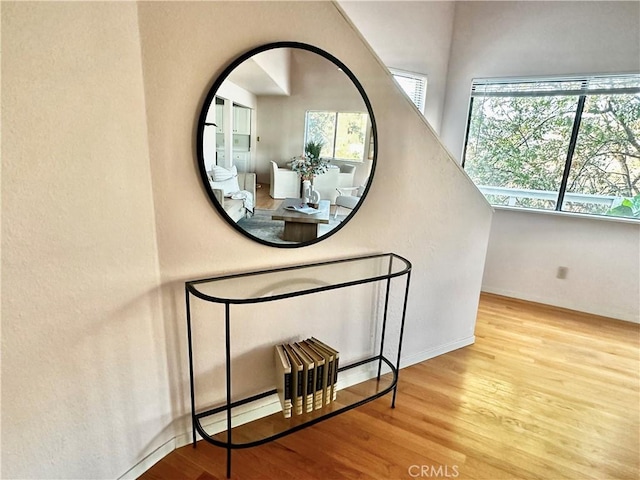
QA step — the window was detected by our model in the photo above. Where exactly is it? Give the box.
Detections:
[390,69,427,114]
[305,111,369,161]
[462,74,640,219]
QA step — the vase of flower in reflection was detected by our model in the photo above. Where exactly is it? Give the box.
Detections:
[302,179,311,204]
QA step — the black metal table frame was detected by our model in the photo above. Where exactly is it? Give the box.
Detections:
[185,252,412,478]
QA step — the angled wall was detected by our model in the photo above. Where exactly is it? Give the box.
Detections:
[1,1,492,478]
[138,0,491,445]
[339,0,456,134]
[341,1,640,323]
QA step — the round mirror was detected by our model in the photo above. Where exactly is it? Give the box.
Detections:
[197,42,377,247]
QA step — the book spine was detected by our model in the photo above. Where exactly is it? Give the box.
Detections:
[333,356,339,401]
[283,344,304,416]
[315,363,324,409]
[296,366,304,415]
[278,339,340,414]
[325,359,333,405]
[306,366,315,413]
[284,371,292,418]
[310,337,340,401]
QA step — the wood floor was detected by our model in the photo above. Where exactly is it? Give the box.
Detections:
[254,183,278,210]
[139,294,640,480]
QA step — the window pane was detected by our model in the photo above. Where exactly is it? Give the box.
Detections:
[563,93,640,217]
[306,111,336,156]
[392,70,427,113]
[465,94,579,210]
[334,113,368,160]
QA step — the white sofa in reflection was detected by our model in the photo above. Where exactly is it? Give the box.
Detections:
[270,161,300,199]
[208,166,256,223]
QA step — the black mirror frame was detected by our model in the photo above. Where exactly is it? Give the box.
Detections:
[196,41,377,248]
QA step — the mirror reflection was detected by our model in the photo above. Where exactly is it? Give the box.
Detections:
[198,44,376,247]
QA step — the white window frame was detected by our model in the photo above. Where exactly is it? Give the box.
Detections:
[390,68,427,114]
[304,111,370,162]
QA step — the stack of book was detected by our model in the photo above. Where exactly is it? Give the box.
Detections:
[274,338,340,418]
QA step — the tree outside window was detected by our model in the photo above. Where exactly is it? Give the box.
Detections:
[305,111,369,161]
[463,75,640,219]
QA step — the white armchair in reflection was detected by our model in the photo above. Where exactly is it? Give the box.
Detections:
[337,164,356,189]
[312,165,340,204]
[334,185,366,219]
[270,161,300,199]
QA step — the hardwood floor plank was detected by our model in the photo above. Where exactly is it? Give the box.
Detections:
[139,293,639,479]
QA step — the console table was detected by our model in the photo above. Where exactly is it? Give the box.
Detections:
[185,252,412,477]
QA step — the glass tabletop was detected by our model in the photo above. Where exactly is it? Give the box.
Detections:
[186,252,411,304]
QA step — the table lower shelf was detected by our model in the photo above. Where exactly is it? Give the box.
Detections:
[193,355,397,449]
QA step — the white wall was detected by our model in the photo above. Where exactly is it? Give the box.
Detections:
[482,211,639,322]
[138,0,491,441]
[1,3,172,479]
[1,1,492,479]
[338,1,456,134]
[441,1,640,158]
[253,48,292,95]
[256,48,370,183]
[341,0,640,323]
[441,1,640,322]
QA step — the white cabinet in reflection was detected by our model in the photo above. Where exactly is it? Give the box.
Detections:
[233,105,251,134]
[233,151,250,173]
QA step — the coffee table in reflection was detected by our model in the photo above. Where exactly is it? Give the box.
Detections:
[271,198,331,242]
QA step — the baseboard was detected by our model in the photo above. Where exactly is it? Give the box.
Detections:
[481,286,639,324]
[174,394,283,449]
[399,335,476,369]
[118,436,176,480]
[118,337,475,479]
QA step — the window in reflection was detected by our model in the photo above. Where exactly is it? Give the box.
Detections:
[305,111,369,161]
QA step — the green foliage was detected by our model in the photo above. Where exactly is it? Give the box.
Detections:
[334,113,367,160]
[306,112,335,158]
[306,111,369,161]
[606,194,640,218]
[304,140,324,160]
[569,94,640,201]
[465,89,640,215]
[292,140,328,181]
[465,95,577,196]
